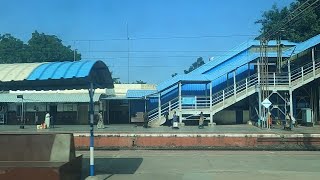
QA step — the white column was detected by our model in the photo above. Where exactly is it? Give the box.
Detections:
[312,48,316,77]
[289,89,294,129]
[257,60,261,84]
[288,59,291,87]
[209,82,213,124]
[195,96,197,109]
[233,71,236,98]
[273,72,276,88]
[222,90,225,107]
[245,78,248,95]
[178,82,182,123]
[301,67,304,82]
[158,93,161,120]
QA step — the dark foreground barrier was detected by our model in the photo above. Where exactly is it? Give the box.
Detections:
[0,133,82,180]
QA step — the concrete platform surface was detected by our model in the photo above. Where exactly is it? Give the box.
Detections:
[1,124,320,134]
[2,125,320,150]
[80,150,320,180]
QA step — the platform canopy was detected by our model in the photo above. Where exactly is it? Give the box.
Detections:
[0,60,114,91]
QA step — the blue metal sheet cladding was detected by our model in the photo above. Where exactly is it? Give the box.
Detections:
[27,60,96,80]
[126,90,157,98]
[192,40,296,74]
[290,34,320,55]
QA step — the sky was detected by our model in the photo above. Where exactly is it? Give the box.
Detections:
[0,0,294,84]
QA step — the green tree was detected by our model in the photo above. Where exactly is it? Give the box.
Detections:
[28,31,81,62]
[256,0,320,42]
[184,57,205,74]
[134,80,147,84]
[0,31,81,64]
[171,73,178,77]
[0,34,29,63]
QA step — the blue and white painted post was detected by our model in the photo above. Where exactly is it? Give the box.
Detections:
[89,82,95,176]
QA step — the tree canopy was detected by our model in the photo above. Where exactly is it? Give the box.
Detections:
[0,31,81,63]
[256,0,320,42]
[184,57,205,74]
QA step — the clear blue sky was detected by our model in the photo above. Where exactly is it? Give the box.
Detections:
[0,0,294,84]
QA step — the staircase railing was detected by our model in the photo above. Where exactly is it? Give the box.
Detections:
[148,97,179,121]
[147,58,320,122]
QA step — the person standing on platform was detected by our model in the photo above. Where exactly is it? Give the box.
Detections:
[97,111,105,129]
[45,112,50,128]
[198,112,204,129]
[172,111,179,129]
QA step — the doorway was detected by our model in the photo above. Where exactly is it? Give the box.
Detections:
[49,105,57,125]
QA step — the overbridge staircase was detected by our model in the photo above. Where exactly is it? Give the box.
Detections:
[148,60,320,127]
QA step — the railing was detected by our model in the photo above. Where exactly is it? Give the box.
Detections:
[291,60,320,85]
[147,58,320,121]
[148,97,179,121]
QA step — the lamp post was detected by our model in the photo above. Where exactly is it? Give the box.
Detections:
[17,95,24,129]
[74,49,78,61]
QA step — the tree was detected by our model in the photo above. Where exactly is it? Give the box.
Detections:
[134,80,147,84]
[184,57,205,74]
[256,0,320,42]
[113,78,121,84]
[0,31,81,64]
[171,73,178,77]
[28,31,81,62]
[0,34,29,63]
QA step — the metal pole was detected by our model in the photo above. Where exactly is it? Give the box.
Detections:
[178,82,182,124]
[127,23,130,84]
[89,82,95,176]
[158,93,161,120]
[209,82,213,124]
[233,70,236,100]
[312,48,315,77]
[22,97,24,126]
[288,59,291,87]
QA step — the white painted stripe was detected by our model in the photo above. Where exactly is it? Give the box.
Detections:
[73,133,320,138]
[90,147,94,165]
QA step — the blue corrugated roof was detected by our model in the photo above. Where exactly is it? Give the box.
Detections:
[156,51,282,92]
[27,60,96,80]
[157,74,212,92]
[126,90,157,98]
[192,40,296,74]
[289,34,320,55]
[0,60,113,91]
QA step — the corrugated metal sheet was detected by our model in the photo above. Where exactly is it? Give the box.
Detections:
[192,40,296,74]
[290,34,320,55]
[0,63,42,82]
[0,60,113,91]
[157,74,211,92]
[0,93,103,103]
[126,90,157,98]
[27,60,96,80]
[156,51,279,93]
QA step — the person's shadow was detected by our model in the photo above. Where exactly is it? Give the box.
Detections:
[81,157,143,179]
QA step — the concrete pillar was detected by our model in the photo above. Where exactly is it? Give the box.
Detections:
[289,89,294,129]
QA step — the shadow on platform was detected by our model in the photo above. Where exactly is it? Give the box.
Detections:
[81,157,143,180]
